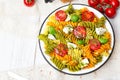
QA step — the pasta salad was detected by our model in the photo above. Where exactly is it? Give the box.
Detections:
[38,4,111,72]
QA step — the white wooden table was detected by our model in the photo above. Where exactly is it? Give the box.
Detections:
[0,0,120,80]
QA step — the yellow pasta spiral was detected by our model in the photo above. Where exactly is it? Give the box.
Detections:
[93,42,111,56]
[59,21,78,27]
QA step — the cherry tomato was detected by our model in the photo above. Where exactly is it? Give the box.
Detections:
[109,0,120,9]
[99,0,109,5]
[24,0,35,7]
[88,0,99,7]
[55,10,67,21]
[82,11,95,21]
[105,7,116,18]
[89,39,101,50]
[54,43,68,57]
[73,26,86,39]
[94,4,104,13]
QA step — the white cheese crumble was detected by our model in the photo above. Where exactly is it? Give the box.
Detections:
[81,58,89,67]
[96,27,106,35]
[63,26,73,34]
[67,42,77,48]
[82,58,89,64]
[48,34,56,40]
[65,14,70,21]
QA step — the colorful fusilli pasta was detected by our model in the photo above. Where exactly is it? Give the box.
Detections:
[38,4,112,72]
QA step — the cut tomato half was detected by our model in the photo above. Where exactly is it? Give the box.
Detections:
[73,26,86,39]
[54,43,68,57]
[82,11,95,21]
[55,10,67,21]
[89,39,101,50]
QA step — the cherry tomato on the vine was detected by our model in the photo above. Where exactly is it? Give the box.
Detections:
[24,0,35,7]
[105,7,116,18]
[88,0,99,7]
[94,4,104,13]
[99,0,109,5]
[109,0,120,9]
[88,0,119,18]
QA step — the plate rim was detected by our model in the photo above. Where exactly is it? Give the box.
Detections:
[38,3,115,75]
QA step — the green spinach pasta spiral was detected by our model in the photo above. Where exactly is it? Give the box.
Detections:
[97,17,106,27]
[51,57,66,70]
[78,21,96,28]
[67,63,82,72]
[54,30,67,44]
[38,34,57,54]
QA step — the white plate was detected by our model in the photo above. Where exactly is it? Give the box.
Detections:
[39,4,115,75]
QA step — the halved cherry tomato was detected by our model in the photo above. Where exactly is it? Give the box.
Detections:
[105,7,116,18]
[89,39,101,50]
[109,0,120,9]
[81,11,95,21]
[73,26,86,39]
[24,0,35,7]
[54,43,68,57]
[55,10,67,21]
[88,0,99,7]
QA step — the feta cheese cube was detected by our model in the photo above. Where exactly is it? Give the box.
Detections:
[67,42,77,48]
[96,27,106,35]
[82,58,89,65]
[48,34,56,40]
[63,26,73,34]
